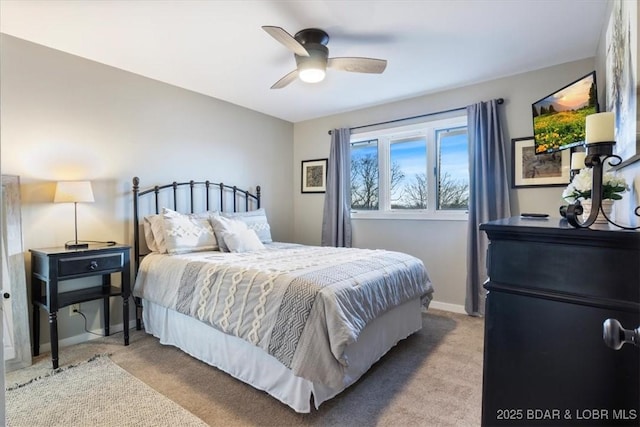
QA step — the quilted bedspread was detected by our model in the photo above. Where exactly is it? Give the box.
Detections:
[133,243,433,387]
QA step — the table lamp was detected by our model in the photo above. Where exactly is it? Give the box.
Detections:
[54,181,94,249]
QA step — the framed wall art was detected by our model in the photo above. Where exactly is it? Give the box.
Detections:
[606,0,638,164]
[301,158,328,193]
[512,137,570,188]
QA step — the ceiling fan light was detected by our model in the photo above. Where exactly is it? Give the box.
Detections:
[299,67,326,83]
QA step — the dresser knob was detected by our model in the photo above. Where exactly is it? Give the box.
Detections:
[603,318,640,350]
[3,292,10,299]
[89,261,98,271]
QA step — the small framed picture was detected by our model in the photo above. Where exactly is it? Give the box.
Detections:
[512,137,570,188]
[301,158,328,193]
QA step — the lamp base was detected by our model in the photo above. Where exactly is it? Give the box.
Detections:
[65,242,88,250]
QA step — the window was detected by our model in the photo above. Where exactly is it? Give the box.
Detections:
[390,137,427,209]
[350,116,468,219]
[436,127,469,210]
[350,139,379,210]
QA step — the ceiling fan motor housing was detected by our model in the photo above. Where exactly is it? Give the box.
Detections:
[294,28,330,46]
[295,43,328,71]
[294,28,330,82]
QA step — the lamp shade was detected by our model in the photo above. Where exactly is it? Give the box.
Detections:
[570,152,587,170]
[54,181,94,203]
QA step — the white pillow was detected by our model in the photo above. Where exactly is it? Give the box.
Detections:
[221,208,272,243]
[222,228,265,253]
[162,208,218,254]
[143,214,166,253]
[210,216,250,252]
[142,217,158,252]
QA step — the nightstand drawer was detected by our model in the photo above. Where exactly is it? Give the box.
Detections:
[58,253,124,277]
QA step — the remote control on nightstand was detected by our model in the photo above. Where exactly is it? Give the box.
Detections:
[520,213,549,218]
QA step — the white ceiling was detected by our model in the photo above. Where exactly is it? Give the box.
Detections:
[0,0,608,123]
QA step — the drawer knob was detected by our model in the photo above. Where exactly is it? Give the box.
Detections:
[89,261,99,271]
[603,318,640,350]
[3,292,10,299]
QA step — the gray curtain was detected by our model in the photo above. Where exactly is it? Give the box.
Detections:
[465,100,511,316]
[321,128,352,247]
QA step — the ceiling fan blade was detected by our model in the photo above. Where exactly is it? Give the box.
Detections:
[262,26,309,57]
[328,57,387,74]
[271,69,299,89]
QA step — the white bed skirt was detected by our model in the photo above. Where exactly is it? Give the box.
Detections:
[142,297,423,413]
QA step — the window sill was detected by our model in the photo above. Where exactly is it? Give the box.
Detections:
[351,211,468,221]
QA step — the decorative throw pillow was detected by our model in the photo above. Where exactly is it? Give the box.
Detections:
[162,208,218,254]
[221,208,272,243]
[210,216,250,252]
[222,228,265,253]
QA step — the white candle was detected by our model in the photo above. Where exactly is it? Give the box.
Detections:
[571,151,586,170]
[585,112,615,144]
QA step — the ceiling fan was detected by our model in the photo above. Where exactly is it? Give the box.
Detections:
[262,26,388,89]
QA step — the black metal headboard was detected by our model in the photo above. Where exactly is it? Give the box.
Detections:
[132,176,261,272]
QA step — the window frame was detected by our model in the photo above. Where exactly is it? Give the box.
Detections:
[435,125,471,212]
[350,115,469,221]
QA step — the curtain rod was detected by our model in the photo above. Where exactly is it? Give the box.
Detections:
[328,98,504,135]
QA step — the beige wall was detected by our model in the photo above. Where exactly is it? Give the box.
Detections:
[293,58,598,311]
[0,34,294,345]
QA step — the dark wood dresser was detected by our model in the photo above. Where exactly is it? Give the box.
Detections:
[480,217,639,426]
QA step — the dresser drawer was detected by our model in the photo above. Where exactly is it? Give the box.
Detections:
[58,253,124,277]
[487,239,640,303]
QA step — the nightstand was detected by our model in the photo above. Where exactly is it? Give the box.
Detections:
[30,244,131,369]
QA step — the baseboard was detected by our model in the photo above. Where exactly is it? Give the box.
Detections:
[39,322,130,354]
[428,300,467,314]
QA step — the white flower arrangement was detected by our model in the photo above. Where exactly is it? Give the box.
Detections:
[562,168,629,203]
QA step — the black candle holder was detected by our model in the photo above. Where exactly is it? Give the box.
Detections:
[564,141,640,230]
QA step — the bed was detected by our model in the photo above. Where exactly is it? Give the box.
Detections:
[131,177,434,413]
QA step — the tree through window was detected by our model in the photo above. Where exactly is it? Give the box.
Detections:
[350,116,469,217]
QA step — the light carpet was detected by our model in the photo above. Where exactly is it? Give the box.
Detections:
[5,355,208,427]
[113,309,485,426]
[6,309,484,426]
